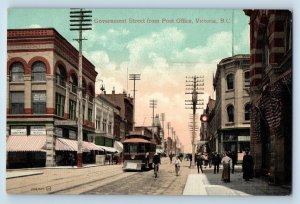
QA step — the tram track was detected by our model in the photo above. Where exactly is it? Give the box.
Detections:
[6,165,124,194]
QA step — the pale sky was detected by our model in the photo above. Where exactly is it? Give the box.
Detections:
[8,8,250,153]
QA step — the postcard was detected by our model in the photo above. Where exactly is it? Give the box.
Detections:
[6,8,292,195]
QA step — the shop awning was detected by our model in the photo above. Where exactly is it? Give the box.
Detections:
[55,138,104,152]
[6,135,47,152]
[98,145,118,153]
[85,142,105,151]
[114,141,123,153]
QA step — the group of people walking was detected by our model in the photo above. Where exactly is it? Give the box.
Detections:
[152,150,254,182]
[194,150,254,183]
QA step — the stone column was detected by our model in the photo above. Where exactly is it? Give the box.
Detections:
[64,83,70,119]
[46,123,55,167]
[46,75,54,114]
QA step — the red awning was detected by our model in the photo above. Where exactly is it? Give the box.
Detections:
[6,135,46,152]
[123,138,153,144]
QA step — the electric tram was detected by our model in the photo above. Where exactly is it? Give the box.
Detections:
[122,130,156,171]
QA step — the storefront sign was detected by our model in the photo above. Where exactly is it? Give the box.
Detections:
[30,126,46,135]
[69,130,77,139]
[11,126,27,135]
[54,127,63,137]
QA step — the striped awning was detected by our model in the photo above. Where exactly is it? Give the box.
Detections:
[114,141,123,153]
[98,145,118,153]
[55,138,104,152]
[6,135,46,152]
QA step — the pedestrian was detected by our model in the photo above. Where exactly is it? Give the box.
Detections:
[189,154,192,167]
[221,151,232,182]
[153,152,161,178]
[231,151,237,174]
[242,150,254,181]
[175,156,181,176]
[203,153,209,168]
[196,154,203,173]
[145,152,150,168]
[212,152,221,174]
[71,154,76,167]
[169,153,173,164]
[208,152,213,168]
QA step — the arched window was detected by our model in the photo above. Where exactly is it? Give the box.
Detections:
[70,74,78,93]
[10,62,24,82]
[82,80,86,96]
[244,103,251,121]
[32,61,46,81]
[226,74,234,90]
[56,65,67,87]
[227,105,234,122]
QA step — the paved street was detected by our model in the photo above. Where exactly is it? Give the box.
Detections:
[6,158,291,195]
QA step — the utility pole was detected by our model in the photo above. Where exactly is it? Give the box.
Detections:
[173,130,176,155]
[149,99,157,139]
[160,113,165,152]
[167,122,170,156]
[70,8,92,168]
[129,74,141,130]
[185,76,204,168]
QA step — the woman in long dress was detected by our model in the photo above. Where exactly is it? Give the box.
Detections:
[242,151,254,181]
[221,152,232,182]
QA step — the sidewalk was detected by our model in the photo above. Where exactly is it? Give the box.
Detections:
[6,164,111,179]
[183,166,291,196]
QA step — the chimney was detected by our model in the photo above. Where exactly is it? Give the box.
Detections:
[112,87,115,94]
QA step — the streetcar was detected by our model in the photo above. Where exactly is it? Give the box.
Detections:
[122,130,156,171]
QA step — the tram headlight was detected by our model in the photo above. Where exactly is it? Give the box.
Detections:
[130,154,135,159]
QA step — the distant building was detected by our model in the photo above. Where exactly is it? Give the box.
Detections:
[94,95,116,147]
[100,91,133,140]
[213,54,251,160]
[244,10,292,185]
[6,28,98,167]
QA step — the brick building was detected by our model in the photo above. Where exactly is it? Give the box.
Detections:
[6,28,98,167]
[244,10,292,185]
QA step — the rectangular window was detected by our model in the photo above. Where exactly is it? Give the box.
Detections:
[10,92,24,114]
[69,100,76,120]
[108,122,112,134]
[82,105,85,121]
[96,117,101,130]
[88,108,93,123]
[244,71,250,88]
[102,119,107,132]
[32,91,46,114]
[55,93,65,117]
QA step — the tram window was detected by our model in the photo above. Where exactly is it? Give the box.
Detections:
[129,144,138,153]
[139,144,145,153]
[124,144,130,153]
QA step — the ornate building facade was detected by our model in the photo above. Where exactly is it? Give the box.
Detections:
[213,54,251,161]
[7,28,98,167]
